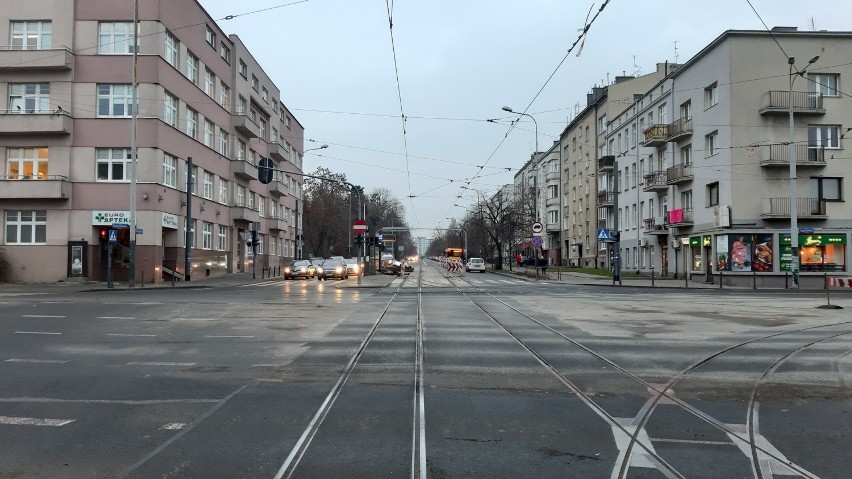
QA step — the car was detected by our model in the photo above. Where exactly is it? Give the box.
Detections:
[465,257,486,273]
[284,260,311,279]
[380,254,397,274]
[343,258,361,276]
[307,257,325,278]
[317,258,348,281]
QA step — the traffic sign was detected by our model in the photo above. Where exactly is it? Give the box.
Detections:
[531,222,543,234]
[532,236,543,247]
[108,229,118,244]
[353,218,368,233]
[596,228,612,241]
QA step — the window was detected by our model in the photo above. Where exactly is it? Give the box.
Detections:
[270,201,278,219]
[680,100,692,120]
[235,185,245,206]
[8,83,49,113]
[164,31,179,67]
[272,127,279,144]
[217,225,227,251]
[218,129,229,156]
[705,131,718,157]
[248,192,255,209]
[707,182,720,207]
[204,120,214,147]
[261,87,268,102]
[658,103,667,124]
[97,84,134,117]
[203,171,213,199]
[6,147,48,179]
[218,177,228,204]
[238,59,247,78]
[272,99,278,113]
[205,26,216,47]
[163,91,177,127]
[237,96,247,115]
[808,125,840,149]
[163,153,177,188]
[218,82,230,111]
[204,68,215,97]
[220,43,230,63]
[811,177,842,202]
[237,140,247,160]
[5,210,46,244]
[598,114,607,132]
[96,148,131,181]
[259,196,265,217]
[548,210,558,225]
[11,21,51,50]
[185,52,199,84]
[285,115,291,129]
[547,184,558,199]
[185,108,198,139]
[679,144,692,166]
[809,73,839,97]
[98,22,136,54]
[704,82,718,109]
[259,118,267,140]
[251,75,259,91]
[202,222,213,250]
[681,190,693,211]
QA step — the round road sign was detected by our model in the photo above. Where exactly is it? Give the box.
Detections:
[353,218,368,233]
[531,222,543,234]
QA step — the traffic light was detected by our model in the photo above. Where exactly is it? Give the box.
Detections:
[257,157,274,184]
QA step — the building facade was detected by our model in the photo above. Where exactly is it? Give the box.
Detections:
[0,0,305,283]
[599,29,851,287]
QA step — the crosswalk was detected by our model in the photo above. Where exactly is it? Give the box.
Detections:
[238,277,528,288]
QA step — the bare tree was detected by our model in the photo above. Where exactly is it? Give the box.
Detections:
[302,167,350,257]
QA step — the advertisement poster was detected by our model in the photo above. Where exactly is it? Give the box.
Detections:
[717,236,729,271]
[729,234,753,272]
[753,234,773,272]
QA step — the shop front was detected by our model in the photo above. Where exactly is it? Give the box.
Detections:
[91,210,131,282]
[781,233,846,273]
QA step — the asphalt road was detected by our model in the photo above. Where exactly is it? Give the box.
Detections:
[0,263,849,478]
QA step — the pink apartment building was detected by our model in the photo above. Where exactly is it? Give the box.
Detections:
[0,0,305,283]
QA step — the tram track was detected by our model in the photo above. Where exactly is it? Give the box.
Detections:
[444,269,851,478]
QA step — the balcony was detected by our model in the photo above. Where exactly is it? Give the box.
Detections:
[0,46,73,70]
[666,208,694,227]
[597,155,615,171]
[231,158,258,181]
[231,201,260,223]
[546,222,560,233]
[761,197,827,219]
[545,170,560,183]
[759,91,825,116]
[269,179,288,197]
[666,164,693,185]
[760,144,827,168]
[546,196,559,208]
[0,110,71,135]
[597,191,615,207]
[642,124,669,147]
[643,217,668,235]
[268,217,288,232]
[643,172,668,192]
[268,141,288,162]
[0,175,70,199]
[231,109,260,138]
[666,117,692,141]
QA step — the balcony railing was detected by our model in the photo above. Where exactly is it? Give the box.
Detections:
[666,163,693,184]
[0,110,72,135]
[759,91,825,115]
[269,180,288,197]
[761,197,827,219]
[643,172,668,192]
[597,155,615,171]
[0,46,73,70]
[666,117,692,141]
[666,208,694,226]
[231,108,260,138]
[268,217,288,231]
[231,158,258,181]
[0,175,71,199]
[642,124,668,146]
[231,201,261,223]
[597,191,615,206]
[760,144,827,167]
[643,217,668,234]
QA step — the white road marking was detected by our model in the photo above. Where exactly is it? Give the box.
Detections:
[0,293,47,296]
[126,362,196,366]
[251,364,281,368]
[99,316,137,320]
[14,331,61,335]
[159,423,186,431]
[650,437,732,446]
[22,315,65,318]
[107,333,157,337]
[205,335,255,339]
[5,359,69,364]
[0,397,219,405]
[0,416,75,427]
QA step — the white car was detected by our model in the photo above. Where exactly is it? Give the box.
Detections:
[465,257,486,273]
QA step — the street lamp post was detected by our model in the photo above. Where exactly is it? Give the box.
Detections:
[502,106,539,153]
[787,54,819,288]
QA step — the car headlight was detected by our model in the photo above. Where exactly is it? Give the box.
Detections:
[335,266,343,273]
[285,267,291,273]
[317,267,323,273]
[352,265,359,273]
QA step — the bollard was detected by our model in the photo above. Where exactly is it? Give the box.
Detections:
[719,269,723,289]
[651,268,655,287]
[752,268,757,290]
[141,270,145,288]
[785,272,789,289]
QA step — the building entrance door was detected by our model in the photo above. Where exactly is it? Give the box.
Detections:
[661,245,669,277]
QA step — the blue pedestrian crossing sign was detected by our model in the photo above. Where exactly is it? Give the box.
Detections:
[108,229,118,244]
[596,228,612,241]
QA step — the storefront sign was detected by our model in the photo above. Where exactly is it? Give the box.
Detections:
[92,211,130,225]
[689,237,701,247]
[702,236,712,247]
[780,234,847,272]
[162,212,179,229]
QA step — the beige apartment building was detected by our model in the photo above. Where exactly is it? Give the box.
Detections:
[0,0,305,284]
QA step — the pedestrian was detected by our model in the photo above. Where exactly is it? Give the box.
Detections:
[516,253,522,268]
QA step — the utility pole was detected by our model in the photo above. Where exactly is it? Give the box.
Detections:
[185,156,193,281]
[128,0,139,287]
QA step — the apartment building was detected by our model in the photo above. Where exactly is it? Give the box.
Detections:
[599,28,851,287]
[0,0,305,284]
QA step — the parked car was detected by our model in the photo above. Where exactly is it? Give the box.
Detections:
[343,257,361,275]
[284,260,311,279]
[307,257,325,278]
[317,258,348,281]
[465,257,486,273]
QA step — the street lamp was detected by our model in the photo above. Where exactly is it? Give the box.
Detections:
[304,144,329,154]
[787,54,819,287]
[502,106,539,153]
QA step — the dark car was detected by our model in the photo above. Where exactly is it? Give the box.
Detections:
[283,260,311,279]
[306,257,325,278]
[317,258,348,281]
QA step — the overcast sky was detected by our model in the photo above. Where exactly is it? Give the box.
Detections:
[200,0,851,238]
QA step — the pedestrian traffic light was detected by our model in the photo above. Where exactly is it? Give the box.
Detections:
[257,157,274,184]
